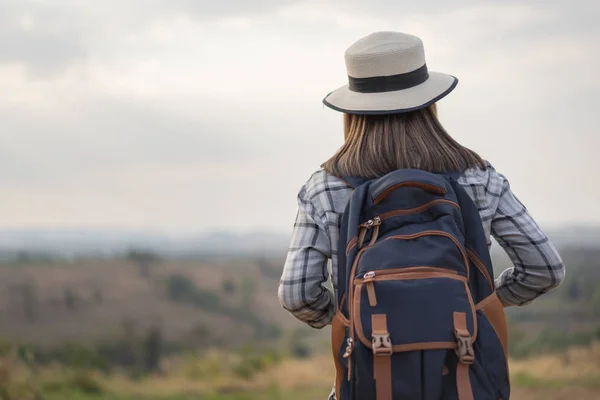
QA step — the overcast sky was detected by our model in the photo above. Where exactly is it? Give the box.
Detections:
[0,0,598,235]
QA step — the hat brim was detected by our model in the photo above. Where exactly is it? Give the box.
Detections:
[323,72,458,115]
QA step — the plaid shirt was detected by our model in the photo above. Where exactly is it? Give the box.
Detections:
[278,162,566,329]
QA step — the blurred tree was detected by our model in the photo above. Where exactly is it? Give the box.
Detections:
[121,317,137,339]
[127,249,160,279]
[188,323,212,349]
[222,278,236,295]
[142,325,163,374]
[16,283,38,322]
[564,277,581,301]
[60,343,110,373]
[288,328,311,359]
[240,277,256,311]
[165,274,197,303]
[92,287,103,305]
[257,257,282,279]
[64,286,79,312]
[591,283,600,317]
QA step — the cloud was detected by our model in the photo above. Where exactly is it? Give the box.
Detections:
[0,1,88,75]
[0,93,268,186]
[0,0,598,231]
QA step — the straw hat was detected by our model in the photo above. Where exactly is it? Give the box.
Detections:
[323,31,458,114]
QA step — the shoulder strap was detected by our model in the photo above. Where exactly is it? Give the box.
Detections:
[443,170,462,181]
[336,168,463,188]
[334,174,369,189]
[447,176,495,294]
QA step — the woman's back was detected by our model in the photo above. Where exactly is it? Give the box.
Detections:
[279,162,564,329]
[277,31,565,400]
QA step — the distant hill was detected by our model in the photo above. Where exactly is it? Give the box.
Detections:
[543,225,600,248]
[0,255,297,348]
[0,228,291,260]
[0,225,597,359]
[0,224,597,260]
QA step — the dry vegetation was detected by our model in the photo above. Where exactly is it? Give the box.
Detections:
[0,246,598,399]
[0,344,599,399]
[0,257,297,346]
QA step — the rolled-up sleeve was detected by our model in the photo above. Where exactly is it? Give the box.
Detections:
[491,178,566,306]
[278,189,335,329]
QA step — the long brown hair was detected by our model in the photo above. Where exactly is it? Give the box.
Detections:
[321,104,487,179]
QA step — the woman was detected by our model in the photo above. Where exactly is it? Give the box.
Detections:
[277,31,565,399]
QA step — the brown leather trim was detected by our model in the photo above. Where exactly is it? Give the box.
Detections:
[477,292,508,361]
[368,224,380,246]
[383,231,470,279]
[331,311,347,400]
[456,360,474,400]
[345,236,358,255]
[466,248,494,291]
[356,271,468,284]
[365,281,377,306]
[346,246,369,368]
[454,312,475,400]
[374,181,446,204]
[354,266,459,283]
[392,341,457,352]
[335,305,350,326]
[353,280,475,351]
[357,227,367,249]
[475,292,497,310]
[464,282,478,342]
[442,365,449,376]
[378,199,459,220]
[351,282,362,340]
[372,314,392,400]
[453,312,469,337]
[339,246,367,313]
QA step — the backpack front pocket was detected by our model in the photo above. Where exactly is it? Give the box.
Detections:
[352,267,478,351]
[349,267,481,399]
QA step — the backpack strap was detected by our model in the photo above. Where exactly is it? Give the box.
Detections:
[338,170,461,189]
[443,170,462,181]
[333,174,369,189]
[372,314,392,400]
[454,312,475,400]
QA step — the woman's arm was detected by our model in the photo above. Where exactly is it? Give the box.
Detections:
[491,177,566,306]
[278,194,335,329]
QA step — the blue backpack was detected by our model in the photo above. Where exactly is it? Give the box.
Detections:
[331,169,510,400]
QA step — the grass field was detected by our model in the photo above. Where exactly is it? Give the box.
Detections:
[2,343,600,400]
[0,248,598,400]
[0,257,295,347]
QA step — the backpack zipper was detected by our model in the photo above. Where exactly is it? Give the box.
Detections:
[357,217,381,249]
[360,216,381,229]
[346,199,460,254]
[377,199,459,221]
[359,199,459,229]
[360,267,464,307]
[343,337,353,358]
[382,231,470,279]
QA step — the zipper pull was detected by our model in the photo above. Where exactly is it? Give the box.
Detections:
[343,337,353,358]
[361,216,382,230]
[363,271,376,280]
